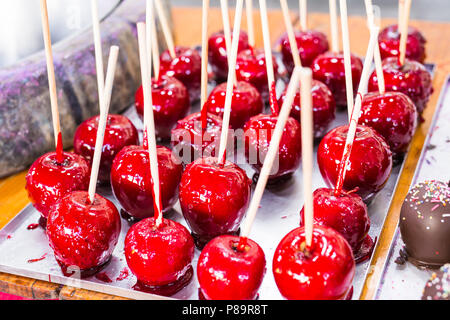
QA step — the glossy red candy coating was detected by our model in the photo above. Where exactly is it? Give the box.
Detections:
[278,80,336,138]
[160,46,201,103]
[73,114,139,184]
[235,48,278,102]
[26,152,90,218]
[135,76,190,140]
[280,30,329,73]
[110,145,183,220]
[171,112,223,164]
[318,125,393,202]
[208,30,250,81]
[244,114,302,181]
[300,188,370,253]
[312,52,363,108]
[179,157,251,242]
[46,191,121,274]
[125,217,194,288]
[205,81,263,129]
[368,57,433,115]
[378,24,426,63]
[273,225,355,300]
[197,235,266,300]
[360,91,417,158]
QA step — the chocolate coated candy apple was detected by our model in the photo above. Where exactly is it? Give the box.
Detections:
[368,57,433,115]
[204,80,263,129]
[312,51,363,108]
[400,180,450,268]
[197,235,266,300]
[318,125,393,203]
[135,76,190,140]
[110,145,182,221]
[74,114,139,184]
[273,225,355,300]
[179,157,251,249]
[125,217,195,296]
[46,191,121,277]
[422,264,449,300]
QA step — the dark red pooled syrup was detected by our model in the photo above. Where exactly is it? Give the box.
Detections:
[95,272,113,284]
[27,223,39,230]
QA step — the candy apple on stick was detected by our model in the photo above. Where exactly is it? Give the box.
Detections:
[47,46,121,278]
[273,68,356,300]
[124,23,194,296]
[26,0,90,228]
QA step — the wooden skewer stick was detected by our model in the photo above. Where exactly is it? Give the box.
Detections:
[91,0,105,112]
[88,46,120,203]
[40,0,62,159]
[300,0,307,32]
[147,0,160,80]
[259,0,275,87]
[240,67,302,238]
[137,22,163,226]
[201,0,210,109]
[329,0,340,53]
[217,0,244,165]
[339,0,354,121]
[365,0,385,94]
[280,0,302,68]
[398,0,405,29]
[399,0,412,66]
[334,26,380,195]
[300,68,314,247]
[246,0,255,48]
[154,0,176,59]
[220,0,232,57]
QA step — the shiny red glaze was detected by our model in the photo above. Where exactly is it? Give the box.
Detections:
[244,114,302,181]
[110,145,183,220]
[171,112,223,164]
[160,46,201,102]
[318,125,393,202]
[368,57,433,115]
[25,152,90,218]
[135,76,190,140]
[208,30,250,81]
[300,188,370,253]
[273,225,355,300]
[125,217,194,288]
[73,114,139,183]
[179,157,251,241]
[280,30,329,73]
[278,80,336,138]
[235,48,279,102]
[197,235,266,300]
[378,24,426,63]
[360,91,417,158]
[312,51,363,108]
[205,81,263,129]
[46,191,121,273]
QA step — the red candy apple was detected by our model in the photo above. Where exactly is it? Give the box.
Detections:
[73,114,139,184]
[208,30,250,81]
[368,57,433,115]
[125,217,195,296]
[160,46,201,103]
[278,79,336,138]
[179,157,252,249]
[26,152,90,226]
[280,29,329,73]
[197,235,266,300]
[110,145,183,221]
[359,91,417,161]
[135,75,190,140]
[318,125,393,203]
[378,24,426,63]
[204,80,263,129]
[312,51,363,108]
[46,191,121,277]
[273,225,355,300]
